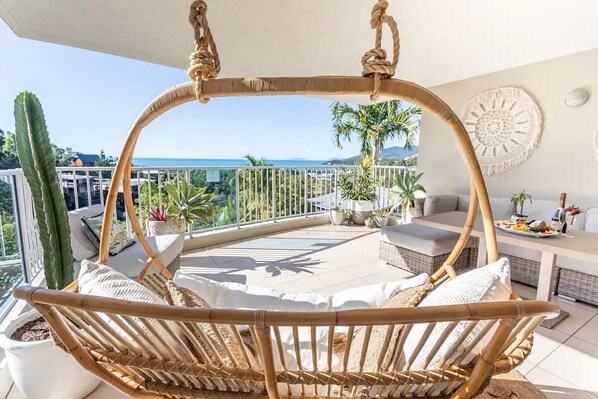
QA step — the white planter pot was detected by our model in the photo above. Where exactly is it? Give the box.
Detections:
[329,209,345,225]
[0,310,100,399]
[146,218,187,236]
[349,200,373,225]
[374,216,389,228]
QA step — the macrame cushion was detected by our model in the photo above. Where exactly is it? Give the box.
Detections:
[163,280,257,369]
[403,258,512,371]
[78,260,188,359]
[345,283,434,373]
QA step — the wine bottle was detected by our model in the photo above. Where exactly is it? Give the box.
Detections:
[551,193,567,232]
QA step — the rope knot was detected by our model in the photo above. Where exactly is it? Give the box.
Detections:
[361,0,400,101]
[187,0,220,103]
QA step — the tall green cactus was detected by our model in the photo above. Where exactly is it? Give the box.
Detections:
[14,92,74,290]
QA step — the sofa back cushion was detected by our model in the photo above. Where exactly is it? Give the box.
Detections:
[423,195,459,216]
[69,204,104,261]
[585,208,598,233]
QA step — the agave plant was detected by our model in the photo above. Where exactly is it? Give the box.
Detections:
[164,180,215,227]
[14,92,73,290]
[387,170,426,224]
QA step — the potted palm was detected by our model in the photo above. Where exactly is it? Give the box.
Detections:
[510,190,533,221]
[387,170,426,224]
[163,180,215,236]
[0,92,100,399]
[338,166,377,224]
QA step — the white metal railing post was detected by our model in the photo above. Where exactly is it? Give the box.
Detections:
[12,172,34,283]
[304,169,308,217]
[271,169,276,222]
[334,168,339,207]
[235,169,240,229]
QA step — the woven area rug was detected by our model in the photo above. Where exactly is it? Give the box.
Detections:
[474,369,546,398]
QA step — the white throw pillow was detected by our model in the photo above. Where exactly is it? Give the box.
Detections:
[403,258,512,371]
[173,271,429,312]
[78,260,187,359]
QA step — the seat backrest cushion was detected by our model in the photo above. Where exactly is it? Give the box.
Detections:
[423,195,459,216]
[403,258,511,370]
[584,208,598,233]
[69,204,104,261]
[78,260,188,359]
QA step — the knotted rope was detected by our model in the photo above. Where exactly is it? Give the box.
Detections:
[188,0,220,103]
[361,0,400,101]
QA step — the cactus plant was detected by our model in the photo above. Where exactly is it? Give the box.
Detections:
[14,92,73,290]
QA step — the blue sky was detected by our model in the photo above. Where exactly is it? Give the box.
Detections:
[0,21,414,160]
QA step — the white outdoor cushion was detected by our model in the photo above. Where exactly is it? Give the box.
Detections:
[380,224,475,257]
[585,208,598,232]
[78,260,187,358]
[423,195,459,216]
[403,258,511,371]
[68,204,104,261]
[173,271,429,311]
[76,234,184,278]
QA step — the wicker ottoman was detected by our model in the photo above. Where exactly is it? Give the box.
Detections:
[379,224,477,275]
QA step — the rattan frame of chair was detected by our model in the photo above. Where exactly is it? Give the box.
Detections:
[13,75,559,399]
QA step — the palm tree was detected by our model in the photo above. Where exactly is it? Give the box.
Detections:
[243,154,272,167]
[331,100,421,165]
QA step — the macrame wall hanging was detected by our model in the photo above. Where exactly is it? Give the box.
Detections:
[461,87,543,177]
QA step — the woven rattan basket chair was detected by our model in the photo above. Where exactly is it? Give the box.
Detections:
[14,1,559,398]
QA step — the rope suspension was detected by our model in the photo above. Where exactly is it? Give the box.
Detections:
[361,0,400,101]
[187,0,221,103]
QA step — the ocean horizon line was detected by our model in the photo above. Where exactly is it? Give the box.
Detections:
[132,157,329,168]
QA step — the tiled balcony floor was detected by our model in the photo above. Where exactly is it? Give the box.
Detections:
[5,224,598,398]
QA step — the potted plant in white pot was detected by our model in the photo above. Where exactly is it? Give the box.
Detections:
[510,190,533,221]
[329,203,345,226]
[387,170,426,224]
[0,92,100,399]
[374,208,390,227]
[163,180,215,236]
[338,166,377,224]
[146,203,187,236]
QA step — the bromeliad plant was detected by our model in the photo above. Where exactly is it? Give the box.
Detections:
[148,204,168,222]
[14,92,73,290]
[164,180,215,228]
[387,170,426,224]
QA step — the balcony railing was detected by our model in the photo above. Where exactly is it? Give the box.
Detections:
[0,164,413,320]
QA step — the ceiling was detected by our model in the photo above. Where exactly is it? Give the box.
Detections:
[2,0,598,90]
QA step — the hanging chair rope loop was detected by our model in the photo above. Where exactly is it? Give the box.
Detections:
[187,0,221,103]
[361,0,400,101]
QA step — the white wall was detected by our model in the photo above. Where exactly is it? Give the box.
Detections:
[418,48,598,207]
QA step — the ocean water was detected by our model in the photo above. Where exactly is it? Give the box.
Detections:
[132,157,327,167]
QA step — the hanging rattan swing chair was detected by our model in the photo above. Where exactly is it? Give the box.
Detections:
[15,1,558,398]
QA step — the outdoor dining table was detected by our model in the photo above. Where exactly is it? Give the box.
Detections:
[412,211,598,327]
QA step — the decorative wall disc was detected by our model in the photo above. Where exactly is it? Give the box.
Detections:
[461,87,543,176]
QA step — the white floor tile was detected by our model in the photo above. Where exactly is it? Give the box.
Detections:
[525,326,570,367]
[539,337,598,394]
[526,367,598,399]
[84,383,130,398]
[574,314,598,346]
[300,269,360,291]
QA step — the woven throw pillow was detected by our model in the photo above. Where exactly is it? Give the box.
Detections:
[345,283,434,372]
[403,257,512,370]
[163,280,256,369]
[81,213,134,256]
[78,260,187,359]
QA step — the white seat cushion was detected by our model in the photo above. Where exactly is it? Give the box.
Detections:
[68,204,105,261]
[380,224,475,257]
[173,271,430,311]
[584,208,598,232]
[76,234,184,278]
[403,258,512,370]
